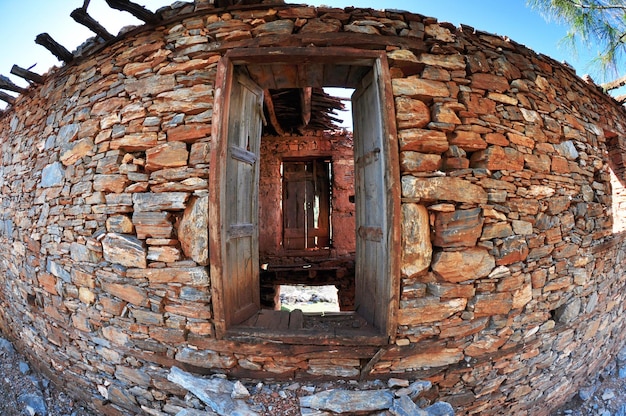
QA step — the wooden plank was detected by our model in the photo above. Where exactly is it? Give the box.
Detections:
[289,309,304,330]
[230,145,257,164]
[300,87,312,127]
[271,63,298,89]
[255,310,285,329]
[70,8,115,41]
[10,65,43,84]
[274,310,291,330]
[35,33,74,63]
[248,65,276,89]
[323,64,352,88]
[240,311,260,327]
[227,223,254,238]
[225,326,387,346]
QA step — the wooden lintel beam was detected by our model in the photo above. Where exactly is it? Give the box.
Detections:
[0,91,15,105]
[11,65,44,85]
[105,0,160,24]
[300,87,312,127]
[0,75,27,94]
[35,33,74,63]
[264,90,285,136]
[70,8,115,41]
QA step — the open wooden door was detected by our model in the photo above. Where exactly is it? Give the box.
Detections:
[352,65,391,333]
[220,70,264,327]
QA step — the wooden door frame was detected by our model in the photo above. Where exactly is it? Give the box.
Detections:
[210,47,401,342]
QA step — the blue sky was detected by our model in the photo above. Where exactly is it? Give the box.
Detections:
[0,0,605,109]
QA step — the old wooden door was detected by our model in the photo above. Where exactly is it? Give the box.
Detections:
[222,71,264,326]
[282,160,331,250]
[352,67,390,332]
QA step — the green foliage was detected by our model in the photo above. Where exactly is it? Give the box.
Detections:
[527,0,626,77]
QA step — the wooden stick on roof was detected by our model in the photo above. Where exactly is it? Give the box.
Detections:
[70,8,115,41]
[105,0,160,24]
[264,90,286,136]
[35,33,74,64]
[0,75,27,94]
[0,91,15,105]
[10,65,44,85]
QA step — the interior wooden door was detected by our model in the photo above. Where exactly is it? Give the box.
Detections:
[282,160,331,250]
[222,71,264,326]
[352,67,389,332]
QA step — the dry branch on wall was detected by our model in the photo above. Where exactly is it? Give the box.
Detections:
[34,33,74,63]
[70,8,115,41]
[105,0,160,24]
[10,65,43,85]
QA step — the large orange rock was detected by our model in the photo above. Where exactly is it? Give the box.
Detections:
[432,247,495,282]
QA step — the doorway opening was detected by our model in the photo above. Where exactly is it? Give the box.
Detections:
[279,284,340,313]
[209,47,400,343]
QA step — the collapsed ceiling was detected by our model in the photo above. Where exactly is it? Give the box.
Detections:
[263,88,347,135]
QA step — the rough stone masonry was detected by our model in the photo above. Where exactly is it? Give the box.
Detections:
[1,1,626,415]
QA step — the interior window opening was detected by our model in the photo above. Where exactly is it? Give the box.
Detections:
[210,49,399,343]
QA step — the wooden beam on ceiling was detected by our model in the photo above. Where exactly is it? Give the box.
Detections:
[70,8,115,41]
[263,90,285,136]
[11,65,44,85]
[0,75,27,94]
[105,0,160,24]
[35,33,74,63]
[300,87,312,127]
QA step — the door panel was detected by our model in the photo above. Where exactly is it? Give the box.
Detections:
[352,67,389,331]
[282,160,331,250]
[223,71,264,326]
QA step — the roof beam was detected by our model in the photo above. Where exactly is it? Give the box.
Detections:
[104,0,160,24]
[0,91,15,105]
[264,90,285,136]
[11,65,44,85]
[70,8,115,41]
[0,75,27,94]
[300,87,312,127]
[35,33,74,63]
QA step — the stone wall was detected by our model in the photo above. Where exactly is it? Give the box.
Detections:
[1,2,626,415]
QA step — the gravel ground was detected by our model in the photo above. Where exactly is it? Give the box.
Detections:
[0,336,92,416]
[550,358,626,416]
